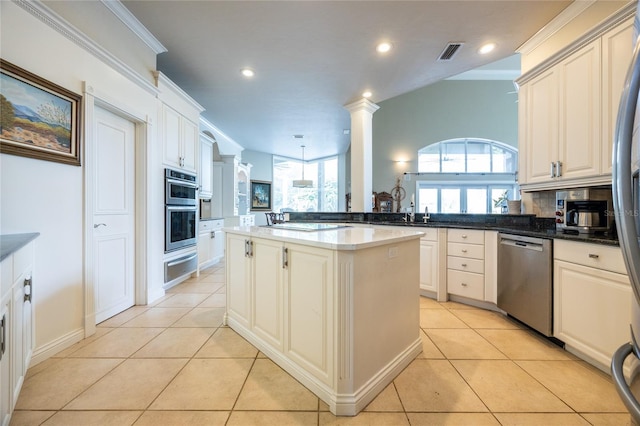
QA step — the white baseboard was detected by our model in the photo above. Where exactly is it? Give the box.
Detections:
[30,328,85,366]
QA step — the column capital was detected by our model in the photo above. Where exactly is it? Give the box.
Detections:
[344,98,380,114]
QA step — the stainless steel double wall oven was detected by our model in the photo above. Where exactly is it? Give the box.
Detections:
[165,168,198,252]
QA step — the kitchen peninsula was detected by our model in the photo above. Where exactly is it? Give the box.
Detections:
[224,224,424,416]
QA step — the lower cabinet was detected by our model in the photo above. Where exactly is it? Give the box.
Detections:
[0,237,36,426]
[1,293,11,426]
[419,229,439,295]
[446,229,486,301]
[554,239,631,370]
[225,229,420,415]
[227,234,334,384]
[197,219,224,271]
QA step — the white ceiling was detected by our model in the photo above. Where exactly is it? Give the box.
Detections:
[122,0,571,160]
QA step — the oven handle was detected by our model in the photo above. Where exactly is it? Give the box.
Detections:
[166,253,198,267]
[166,205,198,211]
[166,178,199,189]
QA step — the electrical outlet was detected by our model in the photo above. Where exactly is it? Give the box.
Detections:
[388,247,398,258]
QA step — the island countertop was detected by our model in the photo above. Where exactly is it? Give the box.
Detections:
[223,224,424,250]
[1,233,40,262]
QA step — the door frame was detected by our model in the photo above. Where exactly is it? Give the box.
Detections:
[83,81,149,338]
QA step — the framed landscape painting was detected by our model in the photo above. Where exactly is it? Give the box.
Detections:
[251,180,272,211]
[0,59,82,166]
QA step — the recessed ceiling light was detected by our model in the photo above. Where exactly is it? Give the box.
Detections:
[241,68,255,77]
[478,43,496,55]
[362,91,372,98]
[376,42,392,53]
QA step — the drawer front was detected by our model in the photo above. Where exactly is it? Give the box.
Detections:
[447,242,484,260]
[448,256,484,274]
[211,219,224,229]
[199,221,212,232]
[420,227,438,242]
[554,239,626,275]
[448,229,484,245]
[447,269,484,300]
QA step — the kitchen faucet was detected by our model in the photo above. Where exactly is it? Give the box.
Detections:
[404,203,415,223]
[423,206,430,223]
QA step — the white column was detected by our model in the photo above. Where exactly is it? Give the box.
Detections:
[344,99,380,212]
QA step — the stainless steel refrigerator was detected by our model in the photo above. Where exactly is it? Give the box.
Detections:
[611,2,640,421]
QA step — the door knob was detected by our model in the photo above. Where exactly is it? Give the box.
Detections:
[94,223,107,228]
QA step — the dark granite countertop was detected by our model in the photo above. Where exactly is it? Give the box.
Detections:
[1,233,40,262]
[285,212,620,246]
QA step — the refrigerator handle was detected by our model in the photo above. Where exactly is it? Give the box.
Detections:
[613,33,640,307]
[612,341,640,420]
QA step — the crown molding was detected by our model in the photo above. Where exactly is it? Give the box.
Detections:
[517,1,636,85]
[517,0,597,55]
[153,71,205,112]
[14,0,158,95]
[199,116,244,152]
[344,98,381,114]
[100,0,167,54]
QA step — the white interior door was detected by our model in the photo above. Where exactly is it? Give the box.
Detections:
[93,106,135,323]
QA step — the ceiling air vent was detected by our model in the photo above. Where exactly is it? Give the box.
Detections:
[438,42,464,61]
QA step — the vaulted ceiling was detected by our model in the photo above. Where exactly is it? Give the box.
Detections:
[122,0,572,160]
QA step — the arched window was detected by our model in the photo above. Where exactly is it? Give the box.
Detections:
[418,138,517,173]
[415,138,518,214]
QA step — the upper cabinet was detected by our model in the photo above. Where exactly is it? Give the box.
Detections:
[155,72,204,173]
[517,16,633,191]
[199,134,214,199]
[213,155,252,218]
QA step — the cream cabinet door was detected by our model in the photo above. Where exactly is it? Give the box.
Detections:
[601,17,634,176]
[162,104,182,169]
[0,292,11,426]
[226,233,252,328]
[558,39,601,180]
[523,67,559,184]
[419,239,438,293]
[197,231,212,268]
[181,118,198,173]
[284,243,334,386]
[251,238,285,350]
[199,136,213,198]
[554,259,631,368]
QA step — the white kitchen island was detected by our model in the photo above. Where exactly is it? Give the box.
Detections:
[224,223,423,416]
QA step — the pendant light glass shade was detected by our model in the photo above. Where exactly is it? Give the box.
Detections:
[292,144,314,188]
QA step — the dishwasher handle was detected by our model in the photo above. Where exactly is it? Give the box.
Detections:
[499,235,546,252]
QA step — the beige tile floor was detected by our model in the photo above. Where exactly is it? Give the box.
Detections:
[10,263,632,426]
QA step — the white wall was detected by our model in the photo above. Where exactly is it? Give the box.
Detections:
[371,79,518,210]
[1,1,161,362]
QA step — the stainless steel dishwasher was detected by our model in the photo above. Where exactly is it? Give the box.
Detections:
[497,233,553,336]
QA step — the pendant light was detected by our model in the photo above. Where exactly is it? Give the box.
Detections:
[292,144,313,188]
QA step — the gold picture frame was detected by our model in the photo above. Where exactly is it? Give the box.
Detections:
[0,59,82,166]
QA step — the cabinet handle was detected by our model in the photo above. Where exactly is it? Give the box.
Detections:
[461,263,467,267]
[211,231,215,239]
[461,282,468,287]
[461,249,468,253]
[556,161,562,177]
[249,241,254,257]
[24,277,32,287]
[588,253,599,259]
[94,223,107,228]
[550,162,556,178]
[244,239,249,257]
[0,314,5,357]
[282,247,289,269]
[24,293,31,303]
[462,234,467,239]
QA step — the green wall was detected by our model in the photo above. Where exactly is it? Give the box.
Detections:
[371,79,518,205]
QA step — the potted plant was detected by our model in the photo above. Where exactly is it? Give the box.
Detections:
[493,190,509,214]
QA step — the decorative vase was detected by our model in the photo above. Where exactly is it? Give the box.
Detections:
[508,200,522,214]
